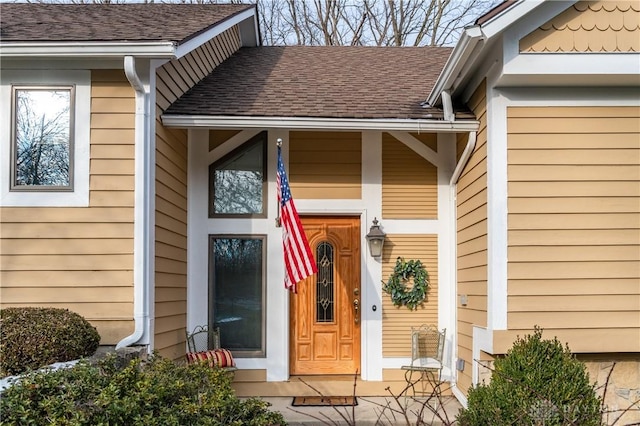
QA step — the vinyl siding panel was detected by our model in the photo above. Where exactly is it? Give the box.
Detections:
[289,131,362,199]
[0,69,135,344]
[154,122,188,360]
[209,130,241,151]
[381,235,438,357]
[520,1,640,53]
[456,80,488,394]
[382,133,438,219]
[153,27,242,359]
[156,26,241,113]
[506,105,640,353]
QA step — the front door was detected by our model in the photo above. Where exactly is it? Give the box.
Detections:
[290,216,361,375]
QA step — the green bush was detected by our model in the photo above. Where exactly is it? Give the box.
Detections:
[0,354,286,425]
[0,307,100,376]
[457,327,602,426]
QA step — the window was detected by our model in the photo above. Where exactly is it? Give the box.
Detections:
[209,236,266,357]
[316,241,335,323]
[11,86,75,190]
[1,70,90,207]
[209,132,267,217]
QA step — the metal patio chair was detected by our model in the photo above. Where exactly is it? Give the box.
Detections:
[185,325,237,373]
[401,325,446,397]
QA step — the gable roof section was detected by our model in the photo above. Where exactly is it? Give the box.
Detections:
[428,0,640,105]
[0,3,251,44]
[164,46,474,122]
[0,3,256,58]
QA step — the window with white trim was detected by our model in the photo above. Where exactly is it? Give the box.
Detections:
[209,235,266,357]
[1,70,90,207]
[11,86,75,191]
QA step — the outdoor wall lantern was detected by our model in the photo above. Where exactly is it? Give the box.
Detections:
[366,218,386,258]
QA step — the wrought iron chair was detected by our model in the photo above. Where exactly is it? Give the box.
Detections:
[185,325,237,373]
[401,325,446,397]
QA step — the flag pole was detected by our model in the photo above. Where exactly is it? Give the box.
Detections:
[275,138,283,228]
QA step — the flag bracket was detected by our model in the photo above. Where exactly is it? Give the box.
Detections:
[275,137,283,227]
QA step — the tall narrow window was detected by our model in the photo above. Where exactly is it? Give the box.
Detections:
[209,132,267,217]
[210,236,266,357]
[11,86,74,190]
[316,241,334,323]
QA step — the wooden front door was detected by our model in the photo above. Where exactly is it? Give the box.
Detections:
[290,216,361,375]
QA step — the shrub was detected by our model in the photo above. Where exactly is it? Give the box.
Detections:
[0,307,100,376]
[0,354,286,425]
[457,327,602,426]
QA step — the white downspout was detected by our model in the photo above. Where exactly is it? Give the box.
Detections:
[448,130,477,407]
[450,131,477,186]
[441,90,455,122]
[117,55,152,350]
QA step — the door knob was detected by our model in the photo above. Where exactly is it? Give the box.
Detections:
[353,299,359,323]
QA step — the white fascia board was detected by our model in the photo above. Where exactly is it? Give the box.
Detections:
[426,26,484,107]
[428,1,577,106]
[161,115,479,132]
[0,42,177,58]
[174,7,257,58]
[479,1,549,39]
[501,53,640,85]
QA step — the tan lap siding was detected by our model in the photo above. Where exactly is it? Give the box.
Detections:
[289,131,362,199]
[456,80,488,394]
[154,124,188,359]
[381,235,438,356]
[156,26,241,109]
[520,1,640,53]
[382,133,438,219]
[506,106,640,353]
[0,70,135,344]
[154,27,242,359]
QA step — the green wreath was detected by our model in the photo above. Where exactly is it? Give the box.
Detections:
[382,257,429,310]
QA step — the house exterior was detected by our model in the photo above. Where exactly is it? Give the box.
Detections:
[1,0,638,417]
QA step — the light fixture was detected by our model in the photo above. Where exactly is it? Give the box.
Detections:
[366,217,386,258]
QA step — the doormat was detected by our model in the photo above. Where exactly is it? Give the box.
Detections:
[292,396,358,407]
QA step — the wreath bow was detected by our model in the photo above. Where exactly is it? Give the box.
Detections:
[382,257,429,310]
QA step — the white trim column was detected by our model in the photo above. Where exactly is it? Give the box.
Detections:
[266,128,289,381]
[187,129,210,332]
[486,79,509,332]
[361,130,384,381]
[437,132,457,382]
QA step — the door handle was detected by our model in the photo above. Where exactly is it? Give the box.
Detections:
[353,299,359,324]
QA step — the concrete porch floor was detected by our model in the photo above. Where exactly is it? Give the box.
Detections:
[258,395,462,425]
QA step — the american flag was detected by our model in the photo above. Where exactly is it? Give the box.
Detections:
[277,145,318,292]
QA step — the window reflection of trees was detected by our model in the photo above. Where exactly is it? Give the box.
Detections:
[14,89,72,187]
[212,238,264,354]
[214,169,262,214]
[211,137,265,215]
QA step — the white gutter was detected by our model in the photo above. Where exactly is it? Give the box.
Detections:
[0,42,177,58]
[161,115,479,132]
[117,55,153,350]
[450,131,477,185]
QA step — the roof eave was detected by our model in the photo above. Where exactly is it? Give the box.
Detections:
[426,25,484,107]
[0,41,178,58]
[160,115,480,132]
[174,6,258,58]
[426,0,578,105]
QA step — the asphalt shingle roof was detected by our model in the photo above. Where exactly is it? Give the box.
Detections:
[0,3,253,44]
[165,46,471,120]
